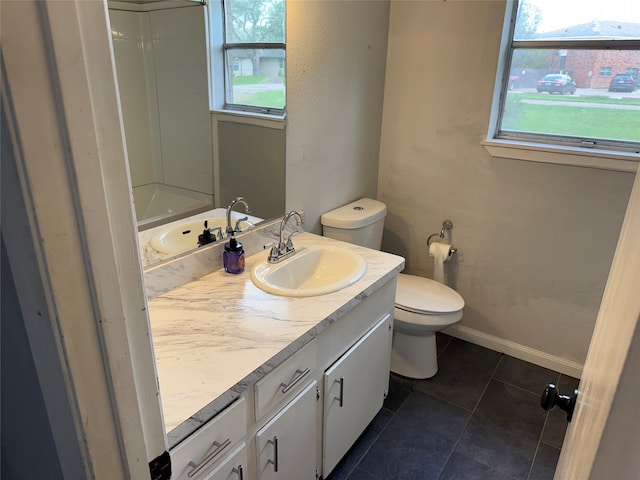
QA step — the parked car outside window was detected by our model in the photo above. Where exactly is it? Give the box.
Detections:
[536,74,577,95]
[608,74,636,93]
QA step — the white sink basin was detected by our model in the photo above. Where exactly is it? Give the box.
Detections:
[150,218,252,254]
[251,245,367,297]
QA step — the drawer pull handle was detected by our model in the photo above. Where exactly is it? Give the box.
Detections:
[335,377,345,407]
[267,436,279,472]
[280,367,311,394]
[232,465,244,480]
[187,438,231,477]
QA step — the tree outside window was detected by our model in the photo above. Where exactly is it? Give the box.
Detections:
[223,0,285,113]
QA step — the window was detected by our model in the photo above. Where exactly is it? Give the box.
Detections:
[599,67,612,77]
[488,0,640,160]
[221,0,285,114]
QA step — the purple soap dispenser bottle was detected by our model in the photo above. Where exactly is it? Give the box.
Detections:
[223,235,245,274]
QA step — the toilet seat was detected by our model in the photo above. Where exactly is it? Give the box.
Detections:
[395,273,464,315]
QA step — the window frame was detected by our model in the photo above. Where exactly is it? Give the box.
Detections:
[484,0,640,172]
[598,67,613,77]
[218,0,286,116]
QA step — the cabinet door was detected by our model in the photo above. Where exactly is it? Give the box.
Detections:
[323,314,392,476]
[256,380,317,480]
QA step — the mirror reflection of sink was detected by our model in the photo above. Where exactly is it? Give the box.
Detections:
[150,217,253,254]
[251,245,367,297]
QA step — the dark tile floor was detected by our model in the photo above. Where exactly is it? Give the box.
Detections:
[326,334,579,480]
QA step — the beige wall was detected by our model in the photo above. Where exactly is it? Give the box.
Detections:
[286,0,390,232]
[217,120,286,220]
[378,0,635,369]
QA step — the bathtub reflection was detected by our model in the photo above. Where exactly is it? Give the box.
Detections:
[134,183,213,231]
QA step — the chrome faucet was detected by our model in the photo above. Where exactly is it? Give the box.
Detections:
[267,210,304,263]
[226,196,251,235]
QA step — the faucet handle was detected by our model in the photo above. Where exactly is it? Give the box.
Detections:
[210,226,224,240]
[265,243,282,263]
[285,230,301,252]
[264,240,281,252]
[234,216,248,233]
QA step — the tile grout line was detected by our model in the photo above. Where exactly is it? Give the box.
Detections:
[527,414,548,480]
[434,412,474,480]
[525,371,562,480]
[347,344,568,480]
[435,354,507,479]
[493,377,551,397]
[436,334,453,359]
[344,386,412,480]
[350,411,396,480]
[475,353,506,414]
[412,388,475,414]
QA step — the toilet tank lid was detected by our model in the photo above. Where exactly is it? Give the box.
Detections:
[320,198,387,229]
[396,274,465,313]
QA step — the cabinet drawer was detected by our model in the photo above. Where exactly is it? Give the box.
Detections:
[316,278,396,369]
[171,397,247,480]
[254,339,317,419]
[201,443,247,480]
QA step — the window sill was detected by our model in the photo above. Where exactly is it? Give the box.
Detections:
[482,139,639,173]
[211,109,285,130]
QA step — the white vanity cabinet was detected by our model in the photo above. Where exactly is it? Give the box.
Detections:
[322,313,393,476]
[156,249,400,480]
[255,381,318,479]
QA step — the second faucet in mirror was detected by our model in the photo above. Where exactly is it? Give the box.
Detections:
[226,196,251,235]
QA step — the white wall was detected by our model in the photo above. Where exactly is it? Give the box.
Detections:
[110,10,158,187]
[378,0,635,371]
[286,0,391,232]
[151,7,213,195]
[109,5,212,195]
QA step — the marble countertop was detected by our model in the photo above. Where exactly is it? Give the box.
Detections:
[146,232,404,446]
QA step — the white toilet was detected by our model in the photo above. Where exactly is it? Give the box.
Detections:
[321,198,464,379]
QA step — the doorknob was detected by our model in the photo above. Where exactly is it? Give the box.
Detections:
[540,383,578,422]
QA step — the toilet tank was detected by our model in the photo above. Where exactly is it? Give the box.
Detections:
[320,198,387,250]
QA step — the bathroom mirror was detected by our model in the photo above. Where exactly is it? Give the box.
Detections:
[108,0,285,266]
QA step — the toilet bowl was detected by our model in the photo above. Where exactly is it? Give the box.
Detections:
[321,198,465,379]
[392,273,464,378]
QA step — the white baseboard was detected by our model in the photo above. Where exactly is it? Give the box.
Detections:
[444,324,583,379]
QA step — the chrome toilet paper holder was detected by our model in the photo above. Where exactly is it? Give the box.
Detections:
[427,220,457,254]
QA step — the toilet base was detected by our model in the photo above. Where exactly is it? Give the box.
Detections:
[390,330,438,379]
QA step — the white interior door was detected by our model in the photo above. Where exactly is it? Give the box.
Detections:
[554,168,640,479]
